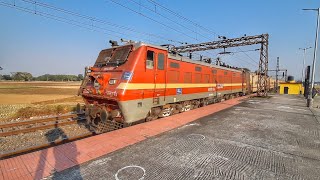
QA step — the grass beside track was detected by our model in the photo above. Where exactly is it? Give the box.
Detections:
[0,81,83,121]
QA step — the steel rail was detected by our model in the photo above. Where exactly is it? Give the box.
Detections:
[0,132,94,159]
[0,114,83,129]
[0,118,86,137]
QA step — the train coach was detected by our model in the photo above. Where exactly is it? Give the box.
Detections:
[250,72,276,93]
[79,41,256,132]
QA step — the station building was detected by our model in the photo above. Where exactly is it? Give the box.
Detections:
[279,82,304,95]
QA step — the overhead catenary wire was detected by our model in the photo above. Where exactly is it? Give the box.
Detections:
[146,0,219,38]
[1,0,186,45]
[2,0,259,69]
[232,53,257,68]
[146,0,260,67]
[124,0,223,61]
[128,0,213,41]
[110,0,226,65]
[0,1,132,40]
[109,0,203,43]
[22,0,180,43]
[20,0,177,43]
[145,0,259,68]
[0,0,213,54]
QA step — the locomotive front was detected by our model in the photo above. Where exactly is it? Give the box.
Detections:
[78,44,133,133]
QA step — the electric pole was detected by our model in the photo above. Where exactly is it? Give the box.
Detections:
[268,57,287,93]
[276,57,279,92]
[299,47,312,83]
[303,8,320,107]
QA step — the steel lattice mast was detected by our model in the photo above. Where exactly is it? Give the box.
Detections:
[172,34,269,97]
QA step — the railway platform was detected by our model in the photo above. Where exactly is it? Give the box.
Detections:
[1,95,320,179]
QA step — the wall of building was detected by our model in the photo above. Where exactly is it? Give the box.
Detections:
[279,83,304,95]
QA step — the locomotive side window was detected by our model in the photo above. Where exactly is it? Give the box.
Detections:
[146,50,154,69]
[157,53,165,70]
[170,62,180,68]
[195,66,202,72]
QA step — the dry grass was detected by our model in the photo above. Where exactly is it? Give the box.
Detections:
[33,96,83,105]
[0,94,77,104]
[0,81,81,104]
[14,105,77,119]
[0,81,80,87]
[0,81,84,120]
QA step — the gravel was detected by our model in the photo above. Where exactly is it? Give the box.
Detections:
[0,122,91,154]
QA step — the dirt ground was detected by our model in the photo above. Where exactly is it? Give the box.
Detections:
[0,81,84,120]
[0,81,80,101]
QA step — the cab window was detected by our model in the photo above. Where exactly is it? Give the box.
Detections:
[157,53,165,70]
[146,50,154,69]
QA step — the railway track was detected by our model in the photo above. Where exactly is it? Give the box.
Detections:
[0,113,85,137]
[0,113,93,159]
[1,132,94,159]
[0,95,251,159]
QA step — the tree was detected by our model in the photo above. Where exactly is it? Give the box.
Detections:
[36,74,51,81]
[77,74,84,81]
[11,72,33,81]
[2,75,12,80]
[35,74,79,81]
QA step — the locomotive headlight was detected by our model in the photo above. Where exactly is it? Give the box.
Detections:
[109,79,117,85]
[93,79,100,89]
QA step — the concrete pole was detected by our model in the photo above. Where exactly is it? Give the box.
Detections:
[306,8,320,107]
[276,57,279,93]
[285,70,287,81]
[308,8,320,106]
[300,47,312,83]
[302,48,306,82]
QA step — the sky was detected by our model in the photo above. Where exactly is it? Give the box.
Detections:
[0,0,320,81]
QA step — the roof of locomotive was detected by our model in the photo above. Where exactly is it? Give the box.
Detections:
[134,41,168,50]
[117,41,244,73]
[168,53,243,73]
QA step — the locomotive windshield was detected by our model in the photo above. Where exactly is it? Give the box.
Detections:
[94,45,131,67]
[94,49,113,67]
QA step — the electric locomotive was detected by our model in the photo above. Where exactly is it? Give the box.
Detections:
[79,40,253,133]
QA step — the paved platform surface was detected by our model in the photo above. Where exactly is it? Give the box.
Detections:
[0,95,249,180]
[50,95,320,180]
[314,95,320,108]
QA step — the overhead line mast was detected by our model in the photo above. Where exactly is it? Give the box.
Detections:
[172,34,269,97]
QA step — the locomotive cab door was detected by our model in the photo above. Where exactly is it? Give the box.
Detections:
[146,47,167,105]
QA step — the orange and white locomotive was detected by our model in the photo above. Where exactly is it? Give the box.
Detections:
[79,41,264,132]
